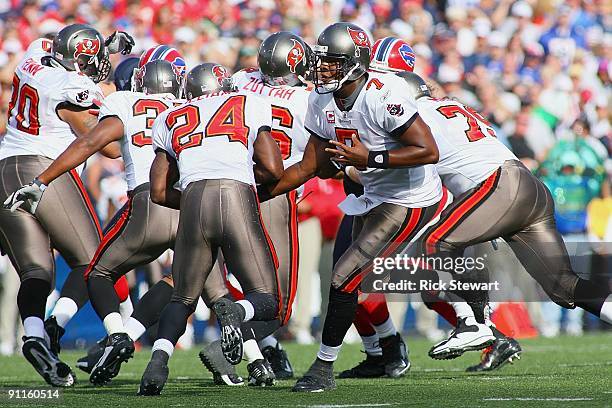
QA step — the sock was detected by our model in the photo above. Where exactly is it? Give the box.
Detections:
[51,297,79,328]
[574,278,612,324]
[243,339,264,362]
[119,298,134,324]
[157,301,192,344]
[103,312,126,335]
[152,338,174,358]
[321,287,358,347]
[317,343,341,362]
[17,278,50,321]
[448,301,473,320]
[361,333,382,356]
[374,317,397,339]
[245,319,281,341]
[359,293,390,325]
[113,276,130,302]
[23,316,45,339]
[131,279,173,328]
[236,299,254,321]
[125,317,147,341]
[58,266,89,309]
[354,304,377,337]
[258,335,278,350]
[429,301,458,326]
[600,295,612,325]
[87,276,120,322]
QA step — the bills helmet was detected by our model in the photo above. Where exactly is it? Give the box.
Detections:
[49,24,111,83]
[132,45,186,91]
[311,22,371,94]
[134,60,182,98]
[258,31,312,87]
[183,63,235,99]
[113,57,139,91]
[370,37,416,73]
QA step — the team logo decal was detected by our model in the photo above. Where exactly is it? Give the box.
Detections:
[286,39,305,73]
[326,111,336,123]
[398,44,415,69]
[347,27,371,49]
[212,65,230,85]
[386,104,404,116]
[74,38,100,59]
[135,64,146,88]
[76,90,89,104]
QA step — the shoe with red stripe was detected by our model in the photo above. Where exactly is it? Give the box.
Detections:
[428,317,495,360]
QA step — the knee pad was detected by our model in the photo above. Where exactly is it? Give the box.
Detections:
[170,293,198,313]
[20,267,52,287]
[245,292,279,321]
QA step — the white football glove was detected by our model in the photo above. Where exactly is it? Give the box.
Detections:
[105,31,135,55]
[3,179,47,214]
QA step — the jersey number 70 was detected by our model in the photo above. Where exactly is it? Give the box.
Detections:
[8,74,40,136]
[436,104,495,142]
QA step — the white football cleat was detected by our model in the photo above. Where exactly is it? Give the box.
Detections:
[428,317,496,360]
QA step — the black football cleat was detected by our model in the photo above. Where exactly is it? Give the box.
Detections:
[22,336,76,387]
[292,359,336,393]
[212,298,244,365]
[76,336,106,374]
[199,340,244,386]
[44,316,65,356]
[90,333,135,385]
[262,343,293,379]
[380,333,410,378]
[466,329,522,372]
[247,359,276,386]
[138,351,169,396]
[429,317,495,360]
[338,353,385,378]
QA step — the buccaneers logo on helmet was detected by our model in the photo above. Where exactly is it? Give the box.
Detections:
[286,39,305,73]
[347,28,370,49]
[212,65,230,85]
[74,38,100,59]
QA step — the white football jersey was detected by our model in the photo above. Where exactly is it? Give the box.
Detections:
[305,71,442,209]
[232,69,310,168]
[153,90,272,191]
[417,97,517,196]
[98,91,181,190]
[1,43,103,163]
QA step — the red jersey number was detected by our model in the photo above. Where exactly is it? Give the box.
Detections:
[131,99,169,147]
[8,74,41,136]
[271,105,293,160]
[436,104,495,142]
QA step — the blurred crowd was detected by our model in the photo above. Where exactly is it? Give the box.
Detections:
[0,0,610,352]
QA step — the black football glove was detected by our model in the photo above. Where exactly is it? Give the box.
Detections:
[105,31,135,55]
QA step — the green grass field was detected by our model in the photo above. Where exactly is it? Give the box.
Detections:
[1,333,611,407]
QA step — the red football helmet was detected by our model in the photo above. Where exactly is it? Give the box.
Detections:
[370,37,416,73]
[132,45,186,92]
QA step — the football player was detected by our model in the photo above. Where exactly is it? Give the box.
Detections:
[336,37,418,379]
[389,72,612,360]
[139,66,284,396]
[0,24,126,387]
[207,31,312,385]
[257,22,452,392]
[10,58,186,386]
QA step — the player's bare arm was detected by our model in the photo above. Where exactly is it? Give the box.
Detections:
[253,129,284,184]
[325,115,439,169]
[150,150,181,210]
[57,103,122,159]
[37,116,124,185]
[258,134,336,201]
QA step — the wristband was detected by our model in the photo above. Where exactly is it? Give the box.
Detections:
[33,178,47,192]
[367,150,389,169]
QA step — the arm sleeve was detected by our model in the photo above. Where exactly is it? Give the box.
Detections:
[304,94,330,140]
[60,73,104,108]
[98,91,130,124]
[152,112,176,159]
[373,77,419,135]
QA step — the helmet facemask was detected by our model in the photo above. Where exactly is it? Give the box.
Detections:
[76,49,111,83]
[311,48,360,94]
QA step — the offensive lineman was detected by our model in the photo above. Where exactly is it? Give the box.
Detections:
[139,71,284,395]
[0,25,126,386]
